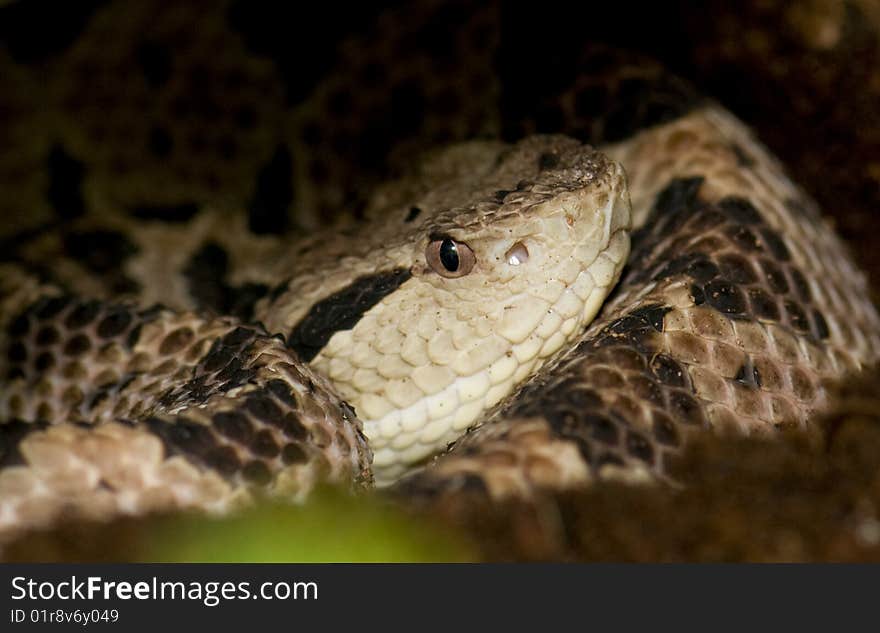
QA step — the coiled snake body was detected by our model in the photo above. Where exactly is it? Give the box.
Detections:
[1,3,879,547]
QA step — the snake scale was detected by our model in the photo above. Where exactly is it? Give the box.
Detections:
[1,1,879,550]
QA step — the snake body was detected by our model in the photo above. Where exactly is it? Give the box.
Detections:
[398,105,880,498]
[1,2,879,548]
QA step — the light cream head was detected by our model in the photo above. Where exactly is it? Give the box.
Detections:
[265,136,631,484]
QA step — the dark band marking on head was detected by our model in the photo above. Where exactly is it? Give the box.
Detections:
[288,268,412,362]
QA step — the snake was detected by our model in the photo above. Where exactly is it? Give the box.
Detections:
[1,1,879,548]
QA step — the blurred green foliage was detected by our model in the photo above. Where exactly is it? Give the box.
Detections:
[139,489,473,563]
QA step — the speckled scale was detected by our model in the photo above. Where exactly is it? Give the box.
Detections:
[0,271,371,543]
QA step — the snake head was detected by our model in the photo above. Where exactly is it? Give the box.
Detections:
[277,136,631,484]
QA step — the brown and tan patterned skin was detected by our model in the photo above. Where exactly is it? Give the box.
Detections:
[1,1,880,546]
[0,265,371,541]
[0,134,630,542]
[394,106,880,500]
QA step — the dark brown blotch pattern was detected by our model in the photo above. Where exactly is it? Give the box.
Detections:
[469,177,844,488]
[3,298,148,422]
[160,326,260,409]
[145,374,319,489]
[632,178,830,343]
[502,310,706,479]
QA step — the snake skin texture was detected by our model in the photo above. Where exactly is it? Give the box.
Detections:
[396,106,880,499]
[262,139,630,483]
[1,1,879,551]
[0,265,371,539]
[0,133,631,542]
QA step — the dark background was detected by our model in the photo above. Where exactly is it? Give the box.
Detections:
[1,0,877,281]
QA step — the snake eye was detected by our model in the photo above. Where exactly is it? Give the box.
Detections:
[426,237,475,278]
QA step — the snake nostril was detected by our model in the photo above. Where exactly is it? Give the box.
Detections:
[506,241,529,266]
